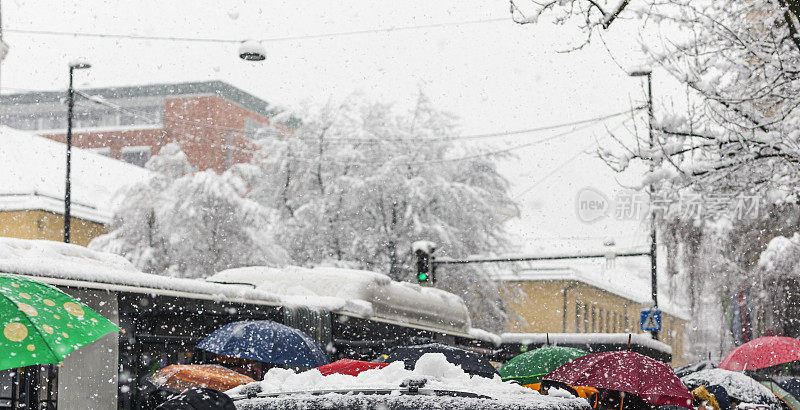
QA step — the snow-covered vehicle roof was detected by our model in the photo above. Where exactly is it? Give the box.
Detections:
[0,238,477,337]
[208,266,472,335]
[0,126,151,223]
[229,353,590,410]
[499,332,672,355]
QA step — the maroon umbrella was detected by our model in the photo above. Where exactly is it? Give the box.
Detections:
[719,336,800,371]
[544,350,693,409]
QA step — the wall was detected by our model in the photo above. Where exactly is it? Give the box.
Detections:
[164,95,264,172]
[41,128,166,161]
[56,288,119,409]
[0,210,107,247]
[38,93,273,173]
[501,279,688,364]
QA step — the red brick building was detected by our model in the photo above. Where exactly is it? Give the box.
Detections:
[0,81,290,172]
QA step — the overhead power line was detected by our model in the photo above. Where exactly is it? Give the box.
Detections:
[6,17,509,44]
[73,89,629,166]
[512,120,629,200]
[74,89,640,145]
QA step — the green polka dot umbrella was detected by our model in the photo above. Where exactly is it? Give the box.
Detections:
[0,274,121,371]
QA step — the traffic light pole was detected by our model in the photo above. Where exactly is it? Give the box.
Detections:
[432,249,650,265]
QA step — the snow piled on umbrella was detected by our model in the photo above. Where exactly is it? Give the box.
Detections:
[680,369,781,409]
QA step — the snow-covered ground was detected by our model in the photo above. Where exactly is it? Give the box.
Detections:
[229,353,590,410]
[0,126,150,223]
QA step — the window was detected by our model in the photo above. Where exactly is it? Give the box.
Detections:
[598,308,604,332]
[612,313,618,332]
[591,306,596,332]
[575,301,583,333]
[583,305,589,333]
[121,146,151,167]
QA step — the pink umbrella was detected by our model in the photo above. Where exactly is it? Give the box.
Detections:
[719,336,800,371]
[544,350,693,408]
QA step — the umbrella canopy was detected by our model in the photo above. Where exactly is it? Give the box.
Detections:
[755,378,800,410]
[383,343,498,379]
[148,364,254,393]
[499,346,588,385]
[719,337,800,371]
[317,359,388,376]
[197,320,329,368]
[0,274,120,371]
[544,350,693,408]
[780,379,800,401]
[674,360,717,378]
[680,368,781,409]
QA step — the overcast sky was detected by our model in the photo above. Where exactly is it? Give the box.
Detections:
[1,0,681,254]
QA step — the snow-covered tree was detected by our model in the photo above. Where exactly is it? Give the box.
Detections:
[513,0,800,196]
[514,0,800,353]
[252,95,517,331]
[90,143,289,278]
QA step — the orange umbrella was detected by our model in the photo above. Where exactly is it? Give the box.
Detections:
[148,364,255,393]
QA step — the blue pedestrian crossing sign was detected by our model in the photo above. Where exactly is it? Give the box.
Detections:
[640,309,662,332]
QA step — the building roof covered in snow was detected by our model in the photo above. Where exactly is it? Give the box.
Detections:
[493,254,689,320]
[0,80,278,119]
[0,238,475,338]
[0,126,151,223]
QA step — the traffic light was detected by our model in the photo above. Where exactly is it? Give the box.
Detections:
[413,241,436,284]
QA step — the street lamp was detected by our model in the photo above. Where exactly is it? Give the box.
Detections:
[64,59,91,244]
[238,40,266,61]
[629,67,658,340]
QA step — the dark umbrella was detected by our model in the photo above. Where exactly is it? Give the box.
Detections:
[544,350,693,408]
[197,320,329,368]
[748,375,800,410]
[155,387,236,410]
[383,343,498,379]
[674,360,717,378]
[780,379,800,401]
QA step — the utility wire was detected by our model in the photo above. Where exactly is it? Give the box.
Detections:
[6,17,509,44]
[74,89,631,166]
[285,119,615,166]
[74,89,640,145]
[512,120,629,199]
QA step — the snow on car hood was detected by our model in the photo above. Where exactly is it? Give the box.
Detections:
[229,353,587,404]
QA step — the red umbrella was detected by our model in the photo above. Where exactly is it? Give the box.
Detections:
[316,359,389,376]
[719,336,800,371]
[544,350,693,409]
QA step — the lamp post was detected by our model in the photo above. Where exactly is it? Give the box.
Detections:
[629,68,658,340]
[64,60,91,243]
